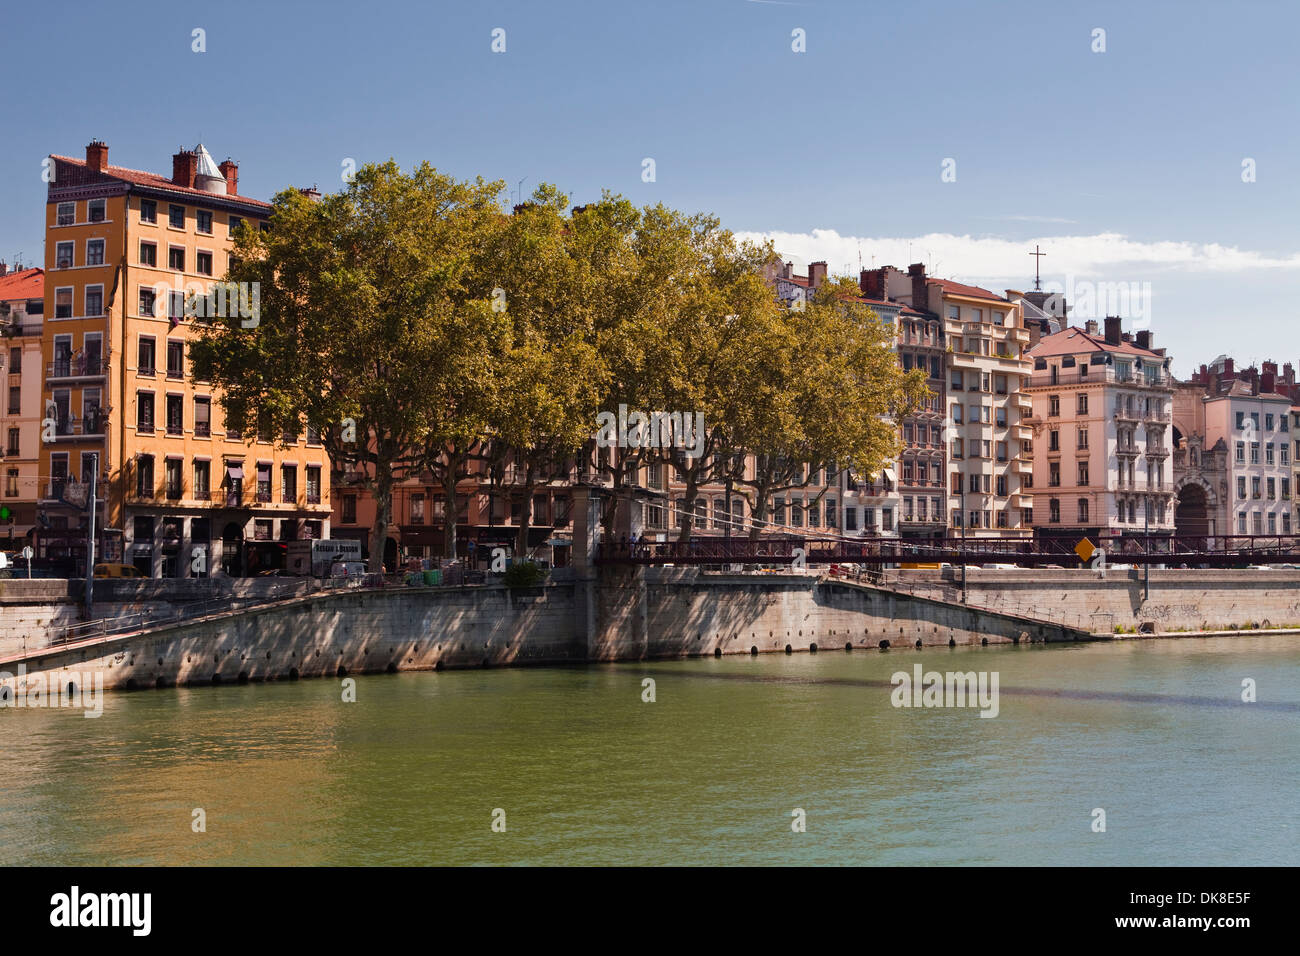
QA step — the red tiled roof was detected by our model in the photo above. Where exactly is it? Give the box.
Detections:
[931,278,1008,303]
[50,155,271,209]
[1026,326,1163,359]
[0,268,43,303]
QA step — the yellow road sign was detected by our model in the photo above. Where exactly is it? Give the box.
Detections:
[1075,537,1096,563]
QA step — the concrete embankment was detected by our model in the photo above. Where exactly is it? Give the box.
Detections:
[1,570,1088,692]
[886,568,1300,633]
[4,568,1300,693]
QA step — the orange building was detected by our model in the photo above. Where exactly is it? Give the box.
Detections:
[39,141,331,576]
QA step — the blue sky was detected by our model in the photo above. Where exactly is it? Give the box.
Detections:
[2,0,1296,376]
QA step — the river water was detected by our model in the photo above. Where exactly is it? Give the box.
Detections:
[2,635,1297,865]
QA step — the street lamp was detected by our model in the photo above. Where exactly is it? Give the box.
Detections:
[960,482,967,603]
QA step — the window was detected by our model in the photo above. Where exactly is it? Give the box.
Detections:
[86,239,105,266]
[1049,430,1060,451]
[196,251,213,276]
[194,460,210,500]
[1283,446,1291,467]
[194,397,211,437]
[1266,414,1275,431]
[1049,395,1060,417]
[1236,442,1246,464]
[1077,393,1088,414]
[1285,479,1293,499]
[256,463,272,502]
[1267,478,1276,500]
[88,199,105,222]
[881,507,894,532]
[1250,442,1260,465]
[281,465,297,503]
[166,395,183,435]
[138,336,156,375]
[229,215,244,235]
[139,287,156,316]
[1238,476,1247,499]
[996,441,1007,462]
[306,466,321,504]
[54,288,72,318]
[56,241,73,268]
[969,474,979,494]
[5,469,17,497]
[165,459,183,499]
[1049,462,1060,487]
[140,199,157,224]
[57,202,75,226]
[1236,411,1245,430]
[7,387,18,415]
[140,241,157,266]
[951,371,963,391]
[8,348,19,375]
[996,475,1007,496]
[951,404,963,424]
[1049,498,1061,523]
[1078,498,1089,522]
[196,210,213,234]
[168,204,185,229]
[1252,476,1261,499]
[996,407,1007,427]
[845,507,857,531]
[1238,512,1247,534]
[1077,427,1089,449]
[1078,462,1089,485]
[1266,443,1275,465]
[168,246,185,271]
[85,286,103,316]
[6,428,19,456]
[136,454,154,498]
[952,438,964,459]
[992,311,1005,326]
[167,340,184,379]
[137,392,155,433]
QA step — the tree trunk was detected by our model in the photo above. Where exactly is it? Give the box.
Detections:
[368,467,393,574]
[515,463,537,557]
[440,460,460,561]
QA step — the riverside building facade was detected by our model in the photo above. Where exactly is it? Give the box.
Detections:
[39,141,331,576]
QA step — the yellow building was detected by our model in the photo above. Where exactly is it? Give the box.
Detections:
[40,141,331,577]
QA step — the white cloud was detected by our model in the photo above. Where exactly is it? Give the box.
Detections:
[737,229,1300,284]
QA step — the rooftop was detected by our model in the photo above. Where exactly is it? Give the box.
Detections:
[0,267,43,303]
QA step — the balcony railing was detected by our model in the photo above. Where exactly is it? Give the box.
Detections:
[51,412,109,438]
[256,489,272,503]
[306,492,321,504]
[195,422,211,437]
[47,357,108,380]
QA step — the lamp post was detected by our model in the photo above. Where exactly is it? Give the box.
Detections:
[84,453,98,615]
[1143,495,1150,602]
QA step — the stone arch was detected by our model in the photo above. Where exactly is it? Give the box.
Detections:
[1174,476,1214,546]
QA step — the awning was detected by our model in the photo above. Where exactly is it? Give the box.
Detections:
[882,468,897,483]
[226,464,244,480]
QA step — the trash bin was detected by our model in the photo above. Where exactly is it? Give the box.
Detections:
[424,569,441,586]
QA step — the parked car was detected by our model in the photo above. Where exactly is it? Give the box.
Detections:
[329,561,368,580]
[93,563,146,578]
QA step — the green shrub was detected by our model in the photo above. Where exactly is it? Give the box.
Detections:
[503,560,546,588]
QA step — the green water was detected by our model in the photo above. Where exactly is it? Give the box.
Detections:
[2,635,1298,866]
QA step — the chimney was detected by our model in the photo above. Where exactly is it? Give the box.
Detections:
[1135,330,1152,351]
[299,186,322,203]
[218,159,239,196]
[1285,363,1295,385]
[1263,360,1278,377]
[85,140,109,173]
[172,148,198,188]
[1262,370,1276,394]
[1084,319,1099,335]
[807,261,827,289]
[859,268,885,301]
[1103,315,1122,345]
[1224,358,1234,376]
[0,261,6,277]
[907,262,928,312]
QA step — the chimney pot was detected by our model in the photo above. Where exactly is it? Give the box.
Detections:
[1135,329,1152,350]
[85,140,109,173]
[907,263,928,312]
[1103,316,1122,345]
[1084,319,1099,335]
[172,148,198,188]
[218,159,239,196]
[808,261,827,289]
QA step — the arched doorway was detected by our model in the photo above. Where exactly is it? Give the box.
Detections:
[1175,483,1209,548]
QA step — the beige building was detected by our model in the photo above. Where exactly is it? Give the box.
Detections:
[1023,318,1175,544]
